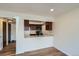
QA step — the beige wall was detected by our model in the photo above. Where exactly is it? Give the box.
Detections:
[0,19,3,50]
[54,8,79,56]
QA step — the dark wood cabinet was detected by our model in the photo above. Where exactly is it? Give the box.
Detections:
[24,20,29,26]
[24,20,53,31]
[24,20,29,30]
[45,22,52,30]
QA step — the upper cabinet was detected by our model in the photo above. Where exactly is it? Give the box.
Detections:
[24,20,29,26]
[24,20,29,30]
[24,20,53,37]
[45,22,52,31]
[24,20,53,31]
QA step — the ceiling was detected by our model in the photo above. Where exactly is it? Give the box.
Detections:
[0,3,79,17]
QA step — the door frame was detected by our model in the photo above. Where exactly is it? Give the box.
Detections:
[3,21,7,48]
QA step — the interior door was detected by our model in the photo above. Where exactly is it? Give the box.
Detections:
[3,21,6,48]
[8,23,11,43]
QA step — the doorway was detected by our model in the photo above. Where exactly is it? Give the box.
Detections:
[8,22,11,43]
[0,17,16,56]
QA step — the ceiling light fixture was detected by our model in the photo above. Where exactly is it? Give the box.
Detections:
[50,9,54,12]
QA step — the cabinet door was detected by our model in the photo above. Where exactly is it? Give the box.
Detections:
[24,20,29,30]
[24,20,29,26]
[45,22,52,30]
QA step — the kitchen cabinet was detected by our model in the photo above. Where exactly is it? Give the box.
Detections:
[45,22,52,30]
[24,20,29,30]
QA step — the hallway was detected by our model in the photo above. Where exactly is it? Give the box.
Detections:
[0,43,16,56]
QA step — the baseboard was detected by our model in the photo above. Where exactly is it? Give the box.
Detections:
[16,46,53,55]
[54,46,71,56]
[16,51,25,55]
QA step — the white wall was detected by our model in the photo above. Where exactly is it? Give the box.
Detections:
[16,16,54,54]
[16,17,24,54]
[54,8,79,56]
[17,36,53,54]
[11,23,16,41]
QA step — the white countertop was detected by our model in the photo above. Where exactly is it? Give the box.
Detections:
[24,35,53,38]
